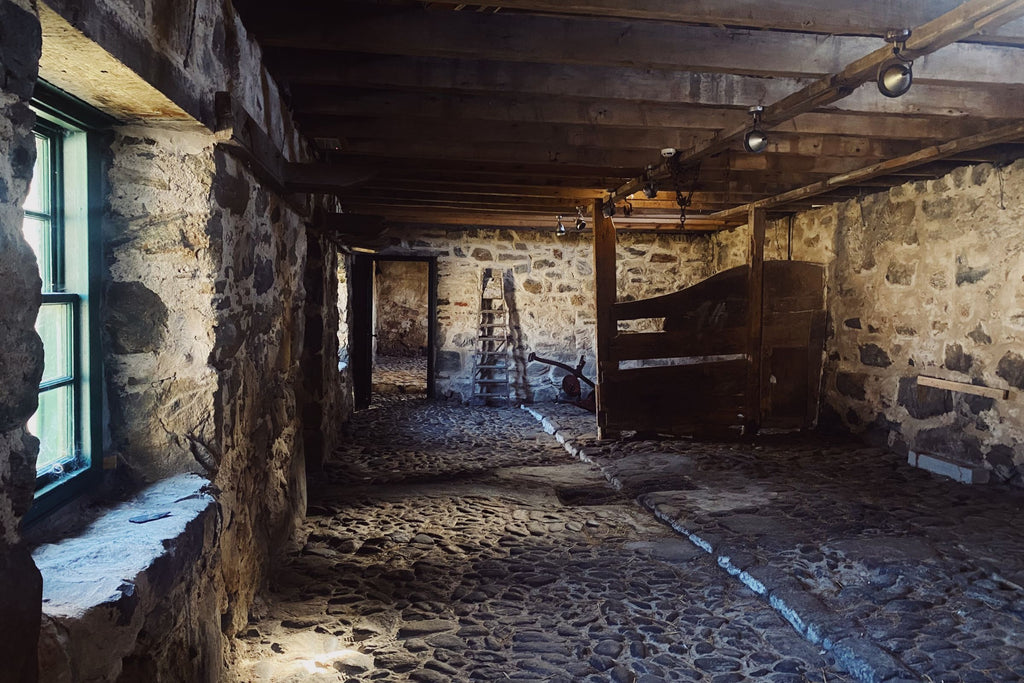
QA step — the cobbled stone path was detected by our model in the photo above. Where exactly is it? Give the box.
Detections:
[528,402,1024,683]
[230,397,850,682]
[373,356,428,396]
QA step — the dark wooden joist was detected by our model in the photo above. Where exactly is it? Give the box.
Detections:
[468,0,1024,46]
[319,138,673,170]
[338,197,584,215]
[269,52,1024,121]
[299,114,929,162]
[318,154,638,181]
[712,120,1024,220]
[289,87,993,141]
[354,181,607,200]
[337,191,590,212]
[249,8,1024,84]
[299,116,712,152]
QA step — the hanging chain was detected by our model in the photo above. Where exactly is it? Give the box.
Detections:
[668,155,701,228]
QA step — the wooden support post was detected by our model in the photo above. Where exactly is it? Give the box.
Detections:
[593,198,618,439]
[744,206,766,436]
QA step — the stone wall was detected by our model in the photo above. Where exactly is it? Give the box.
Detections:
[807,160,1024,482]
[0,1,44,679]
[0,0,348,680]
[379,227,711,402]
[715,160,1024,483]
[375,260,429,357]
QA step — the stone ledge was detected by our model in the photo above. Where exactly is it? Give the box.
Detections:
[907,450,990,485]
[33,473,220,682]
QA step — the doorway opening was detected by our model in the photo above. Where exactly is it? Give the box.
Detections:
[351,255,437,409]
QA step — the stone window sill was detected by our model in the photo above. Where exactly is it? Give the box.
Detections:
[32,473,219,681]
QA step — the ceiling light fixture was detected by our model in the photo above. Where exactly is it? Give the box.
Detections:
[574,206,587,231]
[877,29,913,98]
[602,201,616,218]
[642,180,658,199]
[743,105,768,154]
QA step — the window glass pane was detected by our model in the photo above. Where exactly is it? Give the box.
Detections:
[24,133,50,215]
[29,385,74,474]
[37,302,72,384]
[21,214,49,285]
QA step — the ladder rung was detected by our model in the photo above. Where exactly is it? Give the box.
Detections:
[475,365,507,370]
[477,336,507,341]
[475,380,509,385]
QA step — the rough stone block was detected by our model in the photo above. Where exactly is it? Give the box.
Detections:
[996,351,1024,390]
[858,344,892,368]
[835,372,867,400]
[908,450,989,485]
[105,281,169,354]
[885,261,914,285]
[897,377,952,419]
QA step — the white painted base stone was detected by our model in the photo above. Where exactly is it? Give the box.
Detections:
[908,450,990,485]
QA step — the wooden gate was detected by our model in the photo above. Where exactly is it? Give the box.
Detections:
[593,204,826,438]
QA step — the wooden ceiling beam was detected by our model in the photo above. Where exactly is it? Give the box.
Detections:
[299,116,711,151]
[610,0,1024,203]
[251,9,1024,85]
[317,154,637,180]
[300,116,929,163]
[366,208,730,231]
[289,88,992,141]
[356,181,607,200]
[457,0,1024,45]
[712,120,1024,220]
[270,52,1024,121]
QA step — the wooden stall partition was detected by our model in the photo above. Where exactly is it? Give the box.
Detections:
[593,204,825,437]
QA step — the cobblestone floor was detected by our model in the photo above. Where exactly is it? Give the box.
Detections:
[528,402,1024,683]
[230,397,850,682]
[373,356,428,396]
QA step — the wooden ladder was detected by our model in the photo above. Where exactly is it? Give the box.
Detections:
[471,269,512,406]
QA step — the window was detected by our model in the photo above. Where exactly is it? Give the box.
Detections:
[23,83,109,516]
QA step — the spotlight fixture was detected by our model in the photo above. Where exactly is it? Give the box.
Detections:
[574,206,587,231]
[743,105,768,154]
[602,201,615,218]
[877,29,913,98]
[555,215,567,235]
[642,180,658,199]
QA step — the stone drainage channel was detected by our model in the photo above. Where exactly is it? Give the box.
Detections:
[524,403,1024,683]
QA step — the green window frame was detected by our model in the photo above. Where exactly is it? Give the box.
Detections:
[24,82,111,519]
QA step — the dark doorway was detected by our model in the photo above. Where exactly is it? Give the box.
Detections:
[351,255,437,409]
